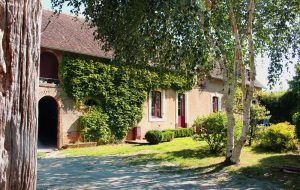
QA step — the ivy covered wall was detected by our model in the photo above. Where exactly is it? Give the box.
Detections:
[60,54,195,143]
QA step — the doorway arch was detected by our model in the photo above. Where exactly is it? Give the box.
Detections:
[38,96,58,148]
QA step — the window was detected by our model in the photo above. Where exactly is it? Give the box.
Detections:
[212,96,219,112]
[149,90,166,121]
[211,94,221,113]
[40,51,59,79]
[151,91,162,118]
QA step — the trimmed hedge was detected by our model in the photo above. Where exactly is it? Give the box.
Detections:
[163,128,194,138]
[145,130,162,144]
[145,128,191,144]
[161,131,175,142]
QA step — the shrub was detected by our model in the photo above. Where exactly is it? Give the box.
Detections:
[145,130,163,144]
[162,128,194,138]
[193,112,226,154]
[257,122,297,152]
[248,104,271,146]
[193,112,242,154]
[292,112,300,140]
[79,109,113,144]
[161,131,175,142]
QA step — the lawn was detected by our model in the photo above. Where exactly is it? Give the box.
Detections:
[60,137,300,189]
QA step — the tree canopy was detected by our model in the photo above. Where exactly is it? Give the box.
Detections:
[51,0,299,84]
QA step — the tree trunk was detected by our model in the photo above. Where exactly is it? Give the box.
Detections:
[220,60,237,163]
[231,0,255,164]
[0,1,42,189]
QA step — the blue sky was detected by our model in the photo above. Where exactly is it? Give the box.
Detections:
[42,0,296,91]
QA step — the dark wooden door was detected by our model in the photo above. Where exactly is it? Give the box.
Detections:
[178,94,186,128]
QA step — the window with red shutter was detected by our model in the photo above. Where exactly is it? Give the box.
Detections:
[212,96,219,112]
[151,91,162,118]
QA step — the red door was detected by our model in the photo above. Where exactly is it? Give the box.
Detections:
[178,94,186,128]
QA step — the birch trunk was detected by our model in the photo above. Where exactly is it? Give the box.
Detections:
[220,60,237,162]
[231,0,255,164]
[0,1,42,189]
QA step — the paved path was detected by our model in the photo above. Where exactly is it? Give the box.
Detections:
[37,153,281,190]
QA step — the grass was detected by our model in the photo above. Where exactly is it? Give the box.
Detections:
[37,152,47,159]
[60,137,300,189]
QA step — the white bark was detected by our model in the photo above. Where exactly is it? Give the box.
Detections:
[0,1,42,189]
[230,0,255,164]
[220,60,237,161]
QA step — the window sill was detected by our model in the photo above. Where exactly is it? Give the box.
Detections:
[149,117,165,122]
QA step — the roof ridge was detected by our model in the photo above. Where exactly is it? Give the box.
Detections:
[43,9,86,21]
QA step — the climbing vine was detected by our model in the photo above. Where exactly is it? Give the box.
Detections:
[60,54,195,142]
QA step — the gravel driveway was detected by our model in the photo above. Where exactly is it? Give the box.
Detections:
[37,153,281,190]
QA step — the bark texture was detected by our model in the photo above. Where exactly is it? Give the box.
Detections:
[220,60,236,162]
[0,1,42,189]
[228,0,255,164]
[231,0,255,164]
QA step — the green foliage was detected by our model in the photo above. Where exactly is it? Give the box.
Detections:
[248,103,271,145]
[163,128,194,138]
[161,131,175,142]
[79,108,112,144]
[145,130,163,144]
[60,54,194,142]
[257,123,297,152]
[289,65,300,95]
[193,112,227,154]
[292,112,300,140]
[258,91,299,123]
[52,0,300,86]
[193,112,242,154]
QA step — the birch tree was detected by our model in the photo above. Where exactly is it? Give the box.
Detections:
[0,1,42,189]
[52,0,300,164]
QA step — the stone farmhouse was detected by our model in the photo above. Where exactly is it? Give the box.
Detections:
[39,10,264,148]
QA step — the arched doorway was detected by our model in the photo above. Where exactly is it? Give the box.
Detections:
[38,96,58,148]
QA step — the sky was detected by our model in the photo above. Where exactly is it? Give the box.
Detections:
[42,0,297,91]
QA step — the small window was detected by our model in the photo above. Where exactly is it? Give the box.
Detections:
[212,96,219,112]
[151,91,162,118]
[40,51,59,79]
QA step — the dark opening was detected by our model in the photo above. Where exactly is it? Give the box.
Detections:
[38,96,58,147]
[40,51,59,79]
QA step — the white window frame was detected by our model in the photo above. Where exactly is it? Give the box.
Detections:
[175,92,189,127]
[210,93,222,113]
[149,90,166,122]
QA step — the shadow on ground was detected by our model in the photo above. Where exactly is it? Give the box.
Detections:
[37,153,281,189]
[235,154,300,189]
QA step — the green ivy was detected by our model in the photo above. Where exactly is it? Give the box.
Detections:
[60,54,195,142]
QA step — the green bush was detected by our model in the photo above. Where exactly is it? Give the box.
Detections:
[162,128,194,138]
[161,131,175,142]
[145,130,163,144]
[193,112,242,154]
[257,122,297,152]
[248,104,271,145]
[193,112,226,154]
[292,112,300,140]
[79,109,113,144]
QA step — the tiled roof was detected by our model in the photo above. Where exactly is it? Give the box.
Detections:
[41,10,113,59]
[209,62,266,89]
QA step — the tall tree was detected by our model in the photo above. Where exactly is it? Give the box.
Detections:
[52,0,300,164]
[0,1,42,189]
